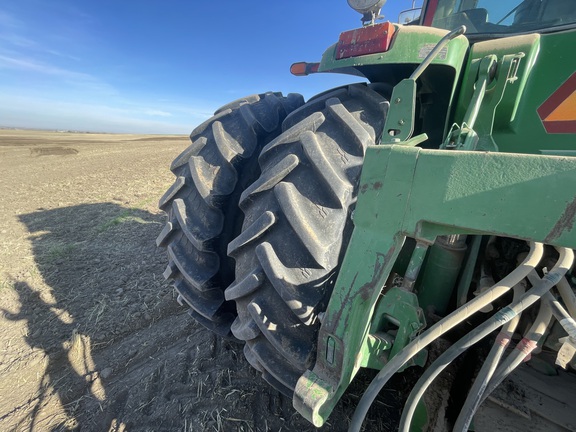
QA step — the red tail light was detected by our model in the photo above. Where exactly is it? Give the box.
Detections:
[336,22,395,60]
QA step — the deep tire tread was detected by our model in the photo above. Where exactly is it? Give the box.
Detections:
[158,92,304,336]
[227,211,276,258]
[175,279,224,320]
[300,131,350,208]
[274,182,331,269]
[247,298,314,370]
[238,154,299,209]
[256,242,321,324]
[228,83,389,391]
[172,199,217,251]
[250,340,302,396]
[159,176,186,210]
[225,268,265,301]
[258,112,325,168]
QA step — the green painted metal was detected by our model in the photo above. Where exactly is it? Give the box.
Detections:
[319,25,468,74]
[402,242,429,288]
[382,25,466,144]
[441,55,496,150]
[369,287,427,365]
[381,79,417,143]
[415,237,467,316]
[456,235,483,307]
[293,146,418,427]
[293,145,576,426]
[443,51,527,152]
[290,6,576,428]
[455,31,576,154]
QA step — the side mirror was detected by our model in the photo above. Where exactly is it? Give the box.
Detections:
[398,8,422,24]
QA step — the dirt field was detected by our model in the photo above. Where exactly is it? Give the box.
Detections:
[0,129,403,432]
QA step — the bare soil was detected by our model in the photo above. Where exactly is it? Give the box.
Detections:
[0,129,401,432]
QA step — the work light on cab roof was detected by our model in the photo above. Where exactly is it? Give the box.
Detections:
[347,0,386,24]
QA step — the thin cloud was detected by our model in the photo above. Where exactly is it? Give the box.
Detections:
[0,10,23,29]
[0,53,117,95]
[0,33,36,48]
[44,49,81,62]
[144,110,172,117]
[0,54,84,78]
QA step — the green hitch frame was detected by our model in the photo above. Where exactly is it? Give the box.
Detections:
[293,145,576,426]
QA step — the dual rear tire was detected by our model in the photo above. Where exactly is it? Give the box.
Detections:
[158,84,389,395]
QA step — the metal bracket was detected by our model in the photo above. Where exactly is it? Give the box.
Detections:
[366,287,427,369]
[441,52,525,151]
[381,26,466,145]
[293,145,576,427]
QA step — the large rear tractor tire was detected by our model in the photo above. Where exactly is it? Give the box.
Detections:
[226,84,390,395]
[157,92,304,337]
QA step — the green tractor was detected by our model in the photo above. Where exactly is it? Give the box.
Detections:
[157,0,576,430]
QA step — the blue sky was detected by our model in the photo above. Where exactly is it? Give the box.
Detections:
[0,1,408,134]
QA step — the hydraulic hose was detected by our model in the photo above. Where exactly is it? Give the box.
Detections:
[543,290,576,339]
[545,290,576,323]
[397,247,573,432]
[455,271,554,431]
[348,241,544,432]
[477,290,552,406]
[452,281,526,432]
[479,273,576,408]
[557,276,576,319]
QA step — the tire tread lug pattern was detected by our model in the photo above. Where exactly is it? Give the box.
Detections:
[172,199,218,251]
[227,211,276,257]
[170,136,208,173]
[230,315,261,340]
[188,309,236,338]
[282,87,348,131]
[213,120,244,161]
[300,131,350,208]
[250,340,302,396]
[325,97,373,156]
[159,176,186,210]
[157,92,304,336]
[258,112,325,168]
[162,261,178,281]
[188,155,229,204]
[175,279,224,320]
[256,242,320,324]
[228,83,388,393]
[242,344,263,372]
[238,154,299,209]
[156,220,175,248]
[247,297,314,370]
[168,243,218,292]
[225,268,265,301]
[274,182,332,269]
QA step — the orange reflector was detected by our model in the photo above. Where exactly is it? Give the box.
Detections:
[336,22,396,60]
[290,62,307,76]
[290,62,320,76]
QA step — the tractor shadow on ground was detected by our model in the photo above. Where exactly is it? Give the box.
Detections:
[7,202,422,432]
[8,202,176,431]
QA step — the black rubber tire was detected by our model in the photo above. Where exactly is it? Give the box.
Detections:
[157,92,304,337]
[226,84,390,395]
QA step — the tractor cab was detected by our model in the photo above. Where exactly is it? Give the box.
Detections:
[423,0,576,35]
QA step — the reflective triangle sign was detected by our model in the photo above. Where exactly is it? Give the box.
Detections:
[538,72,576,134]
